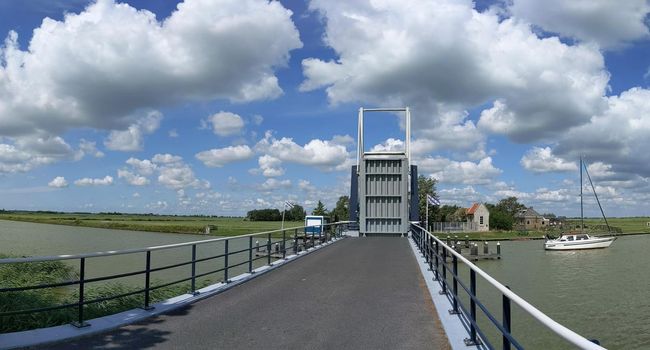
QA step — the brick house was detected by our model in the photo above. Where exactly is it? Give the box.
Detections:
[514,207,548,230]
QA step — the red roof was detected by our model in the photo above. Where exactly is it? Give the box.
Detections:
[467,203,480,215]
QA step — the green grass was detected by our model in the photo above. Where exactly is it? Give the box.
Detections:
[565,217,650,234]
[0,212,303,236]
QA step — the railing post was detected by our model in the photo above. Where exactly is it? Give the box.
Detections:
[503,292,512,350]
[144,251,152,310]
[224,239,229,283]
[449,254,460,314]
[267,232,272,265]
[282,230,287,259]
[465,269,480,346]
[73,257,88,327]
[426,233,433,271]
[248,236,253,273]
[294,229,298,254]
[191,244,197,294]
[440,247,447,295]
[434,240,439,281]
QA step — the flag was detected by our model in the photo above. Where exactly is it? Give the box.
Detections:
[284,201,295,209]
[426,194,440,206]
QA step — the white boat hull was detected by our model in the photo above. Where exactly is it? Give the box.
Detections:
[544,236,616,250]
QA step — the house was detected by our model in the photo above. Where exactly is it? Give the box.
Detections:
[514,207,548,230]
[466,203,489,232]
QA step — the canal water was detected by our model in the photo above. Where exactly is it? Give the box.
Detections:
[0,220,275,288]
[2,220,649,348]
[453,236,650,349]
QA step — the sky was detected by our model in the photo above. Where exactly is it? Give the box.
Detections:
[0,0,649,217]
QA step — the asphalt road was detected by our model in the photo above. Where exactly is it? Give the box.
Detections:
[46,237,450,350]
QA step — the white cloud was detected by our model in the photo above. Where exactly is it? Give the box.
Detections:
[104,111,162,151]
[207,111,245,137]
[78,139,104,158]
[418,157,502,185]
[117,169,150,186]
[439,186,483,206]
[257,155,284,177]
[125,157,157,176]
[168,129,179,138]
[48,176,68,188]
[74,175,113,186]
[509,0,650,49]
[255,131,350,170]
[152,153,183,164]
[303,0,608,144]
[520,147,577,173]
[554,88,650,179]
[259,178,292,191]
[146,200,168,210]
[0,0,302,138]
[534,188,572,202]
[371,138,404,152]
[195,145,254,168]
[0,135,76,173]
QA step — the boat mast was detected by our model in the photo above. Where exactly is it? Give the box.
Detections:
[580,156,584,234]
[583,159,612,233]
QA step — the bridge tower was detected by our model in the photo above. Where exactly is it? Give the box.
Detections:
[349,107,419,236]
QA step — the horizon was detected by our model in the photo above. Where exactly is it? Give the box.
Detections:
[0,0,649,217]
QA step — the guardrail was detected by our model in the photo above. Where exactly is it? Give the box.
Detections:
[0,221,351,331]
[410,223,605,350]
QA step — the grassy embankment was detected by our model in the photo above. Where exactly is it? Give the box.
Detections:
[0,253,217,333]
[432,217,650,241]
[0,212,303,236]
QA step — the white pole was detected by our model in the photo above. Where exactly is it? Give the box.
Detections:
[281,202,286,231]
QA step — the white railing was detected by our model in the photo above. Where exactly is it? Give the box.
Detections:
[411,223,605,350]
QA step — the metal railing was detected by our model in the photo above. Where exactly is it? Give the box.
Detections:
[0,221,350,330]
[429,221,478,233]
[410,223,604,350]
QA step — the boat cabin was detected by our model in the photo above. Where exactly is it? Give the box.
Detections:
[559,234,590,242]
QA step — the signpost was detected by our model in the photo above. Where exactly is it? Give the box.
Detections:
[281,201,294,231]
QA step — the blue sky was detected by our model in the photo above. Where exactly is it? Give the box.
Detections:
[0,0,649,217]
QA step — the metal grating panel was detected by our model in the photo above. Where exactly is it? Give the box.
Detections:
[359,156,409,235]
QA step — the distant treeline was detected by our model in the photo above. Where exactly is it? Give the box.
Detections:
[0,209,242,218]
[247,205,306,221]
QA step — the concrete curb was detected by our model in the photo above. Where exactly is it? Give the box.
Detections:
[0,237,346,350]
[407,236,480,350]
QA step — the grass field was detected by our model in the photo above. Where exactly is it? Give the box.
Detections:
[0,212,303,236]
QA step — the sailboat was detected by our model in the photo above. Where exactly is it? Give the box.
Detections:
[544,157,616,250]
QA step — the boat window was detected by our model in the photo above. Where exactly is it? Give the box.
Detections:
[567,236,574,241]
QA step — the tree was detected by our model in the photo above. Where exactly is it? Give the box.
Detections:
[246,209,282,221]
[312,200,328,216]
[495,197,526,218]
[433,205,462,222]
[330,196,349,222]
[489,209,514,230]
[285,204,306,221]
[418,176,439,223]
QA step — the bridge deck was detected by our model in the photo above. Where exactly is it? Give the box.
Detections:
[48,237,450,349]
